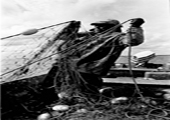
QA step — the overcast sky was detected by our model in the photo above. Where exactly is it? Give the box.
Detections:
[1,0,170,55]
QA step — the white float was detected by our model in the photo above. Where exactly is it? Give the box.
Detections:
[52,105,69,111]
[22,28,38,35]
[37,113,51,120]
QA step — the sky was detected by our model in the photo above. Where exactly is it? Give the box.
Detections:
[1,0,170,55]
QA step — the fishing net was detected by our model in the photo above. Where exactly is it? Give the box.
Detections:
[1,20,124,98]
[1,21,79,84]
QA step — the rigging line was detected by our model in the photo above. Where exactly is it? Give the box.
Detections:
[38,20,74,30]
[127,27,144,100]
[53,19,133,54]
[93,19,133,37]
[78,19,132,43]
[73,19,132,45]
[56,19,133,52]
[1,20,74,40]
[1,19,132,76]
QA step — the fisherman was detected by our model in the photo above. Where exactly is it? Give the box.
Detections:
[75,18,145,97]
[43,18,145,102]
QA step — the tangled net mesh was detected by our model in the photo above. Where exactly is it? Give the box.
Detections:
[1,21,77,83]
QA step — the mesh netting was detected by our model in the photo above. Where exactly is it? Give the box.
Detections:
[1,21,77,84]
[1,20,124,97]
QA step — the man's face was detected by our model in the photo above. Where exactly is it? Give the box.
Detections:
[93,26,100,33]
[93,26,105,33]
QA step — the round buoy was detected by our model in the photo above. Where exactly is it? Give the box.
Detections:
[37,113,51,120]
[22,28,38,35]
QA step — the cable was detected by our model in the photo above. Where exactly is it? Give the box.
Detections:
[127,27,144,100]
[147,108,170,119]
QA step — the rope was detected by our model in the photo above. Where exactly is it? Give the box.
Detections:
[127,27,144,100]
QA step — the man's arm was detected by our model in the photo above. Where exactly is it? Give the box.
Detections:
[76,18,145,67]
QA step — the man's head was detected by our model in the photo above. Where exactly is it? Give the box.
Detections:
[90,19,122,33]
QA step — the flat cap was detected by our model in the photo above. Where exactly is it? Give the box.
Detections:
[91,19,121,27]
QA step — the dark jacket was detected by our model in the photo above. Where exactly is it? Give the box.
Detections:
[75,27,144,76]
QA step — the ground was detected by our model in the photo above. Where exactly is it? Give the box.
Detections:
[2,96,170,120]
[1,75,170,120]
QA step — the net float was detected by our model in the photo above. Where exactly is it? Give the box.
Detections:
[52,105,69,111]
[37,113,51,120]
[22,28,38,35]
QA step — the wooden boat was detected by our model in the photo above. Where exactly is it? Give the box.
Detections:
[104,68,170,86]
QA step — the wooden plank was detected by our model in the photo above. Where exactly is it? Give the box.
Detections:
[110,68,157,72]
[103,77,170,85]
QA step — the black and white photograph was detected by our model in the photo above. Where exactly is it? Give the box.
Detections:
[1,0,170,120]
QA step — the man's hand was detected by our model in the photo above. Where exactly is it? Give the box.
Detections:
[130,18,145,27]
[124,27,144,46]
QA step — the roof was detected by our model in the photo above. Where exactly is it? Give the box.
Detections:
[115,55,170,64]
